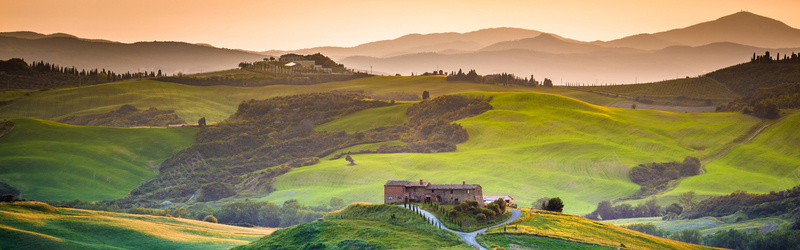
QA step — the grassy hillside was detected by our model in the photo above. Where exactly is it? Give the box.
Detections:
[315,103,411,133]
[572,77,739,101]
[607,216,790,235]
[235,203,470,249]
[0,119,196,201]
[265,92,757,214]
[480,209,714,249]
[0,201,274,249]
[665,111,800,198]
[0,76,619,123]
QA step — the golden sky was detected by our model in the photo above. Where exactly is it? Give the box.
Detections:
[1,0,798,51]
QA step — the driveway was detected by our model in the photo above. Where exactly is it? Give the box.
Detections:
[400,205,522,250]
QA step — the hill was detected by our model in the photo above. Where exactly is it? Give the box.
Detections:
[479,209,714,249]
[481,33,610,54]
[652,12,800,49]
[265,92,758,214]
[0,76,619,124]
[705,61,800,96]
[0,118,196,201]
[58,104,185,127]
[0,201,274,249]
[570,76,741,106]
[0,35,264,75]
[234,203,470,249]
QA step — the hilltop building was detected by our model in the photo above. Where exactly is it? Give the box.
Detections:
[278,53,306,62]
[384,179,483,206]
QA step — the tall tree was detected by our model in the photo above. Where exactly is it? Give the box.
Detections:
[422,91,430,100]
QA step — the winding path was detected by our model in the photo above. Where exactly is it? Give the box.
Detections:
[400,205,522,250]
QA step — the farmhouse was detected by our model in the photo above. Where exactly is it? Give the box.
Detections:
[384,179,483,206]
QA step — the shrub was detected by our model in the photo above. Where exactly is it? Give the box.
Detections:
[203,214,218,223]
[545,197,564,212]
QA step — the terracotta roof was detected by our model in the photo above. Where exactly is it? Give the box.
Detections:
[427,184,479,190]
[384,180,431,187]
[385,180,410,186]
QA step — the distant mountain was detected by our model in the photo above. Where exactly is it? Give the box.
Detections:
[278,27,546,59]
[652,11,800,48]
[0,34,264,75]
[594,34,679,50]
[341,43,800,84]
[481,33,611,54]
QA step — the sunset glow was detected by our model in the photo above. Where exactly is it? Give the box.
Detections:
[2,0,799,50]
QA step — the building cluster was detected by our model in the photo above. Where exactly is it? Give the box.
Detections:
[383,179,513,206]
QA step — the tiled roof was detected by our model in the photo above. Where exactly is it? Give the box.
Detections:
[385,180,410,186]
[427,184,479,190]
[384,180,431,187]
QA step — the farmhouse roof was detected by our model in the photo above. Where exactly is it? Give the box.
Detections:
[427,184,479,190]
[384,180,431,187]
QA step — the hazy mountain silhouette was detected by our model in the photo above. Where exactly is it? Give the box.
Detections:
[0,34,264,75]
[651,11,800,48]
[594,34,679,50]
[481,33,612,54]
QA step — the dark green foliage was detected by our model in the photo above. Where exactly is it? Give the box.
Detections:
[0,182,21,197]
[704,229,749,250]
[345,155,355,165]
[422,90,430,100]
[58,105,186,127]
[203,214,218,223]
[703,229,800,249]
[544,197,564,212]
[622,223,669,237]
[446,69,545,87]
[0,58,155,90]
[198,117,206,127]
[706,57,800,96]
[751,101,781,119]
[665,203,683,216]
[336,239,383,250]
[668,229,702,244]
[680,185,800,220]
[196,182,235,202]
[629,156,701,197]
[588,199,663,220]
[719,82,800,117]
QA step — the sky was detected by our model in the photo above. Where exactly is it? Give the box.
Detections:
[1,0,799,51]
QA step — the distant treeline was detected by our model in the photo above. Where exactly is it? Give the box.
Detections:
[750,51,800,64]
[0,58,160,90]
[156,72,370,87]
[444,69,553,87]
[717,82,800,119]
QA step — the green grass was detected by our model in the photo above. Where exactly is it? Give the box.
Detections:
[572,76,740,101]
[0,76,620,124]
[315,104,411,133]
[660,112,800,200]
[477,233,610,249]
[606,216,789,235]
[264,92,758,214]
[482,209,713,249]
[0,201,275,249]
[417,203,512,232]
[235,203,470,250]
[0,118,196,201]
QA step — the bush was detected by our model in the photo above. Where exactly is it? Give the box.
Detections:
[197,182,235,202]
[203,214,218,223]
[545,197,564,212]
[669,229,702,244]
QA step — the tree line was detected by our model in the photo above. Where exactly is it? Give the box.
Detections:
[0,58,161,90]
[445,69,553,87]
[717,82,799,119]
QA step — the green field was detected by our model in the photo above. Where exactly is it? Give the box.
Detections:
[481,209,713,249]
[235,203,470,250]
[0,201,274,249]
[607,216,789,235]
[0,119,196,201]
[661,111,800,200]
[0,76,620,124]
[315,104,411,133]
[572,76,740,101]
[265,92,758,214]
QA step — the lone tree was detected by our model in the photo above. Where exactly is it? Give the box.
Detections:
[345,155,356,166]
[422,91,430,100]
[678,191,697,210]
[545,197,565,212]
[203,214,218,223]
[198,117,206,127]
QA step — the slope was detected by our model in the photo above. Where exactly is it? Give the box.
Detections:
[0,76,619,123]
[265,92,757,214]
[652,11,800,48]
[0,119,196,201]
[0,201,274,249]
[480,209,714,249]
[666,111,800,197]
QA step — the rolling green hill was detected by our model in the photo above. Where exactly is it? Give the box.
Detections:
[665,111,800,197]
[0,119,196,201]
[572,76,740,101]
[480,209,714,249]
[265,92,758,214]
[235,203,470,250]
[0,201,274,249]
[0,76,620,124]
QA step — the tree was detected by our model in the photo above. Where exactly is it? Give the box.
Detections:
[330,197,345,209]
[678,191,697,210]
[631,103,637,109]
[644,197,661,217]
[422,91,430,100]
[666,203,683,215]
[545,197,564,212]
[543,78,554,87]
[203,214,218,223]
[669,229,702,244]
[345,155,355,166]
[533,197,550,210]
[596,200,616,220]
[198,117,206,127]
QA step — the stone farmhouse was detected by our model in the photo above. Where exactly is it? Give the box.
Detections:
[384,179,483,206]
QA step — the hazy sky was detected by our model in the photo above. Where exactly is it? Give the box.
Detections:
[2,0,799,51]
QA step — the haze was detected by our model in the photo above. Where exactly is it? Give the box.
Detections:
[2,0,799,51]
